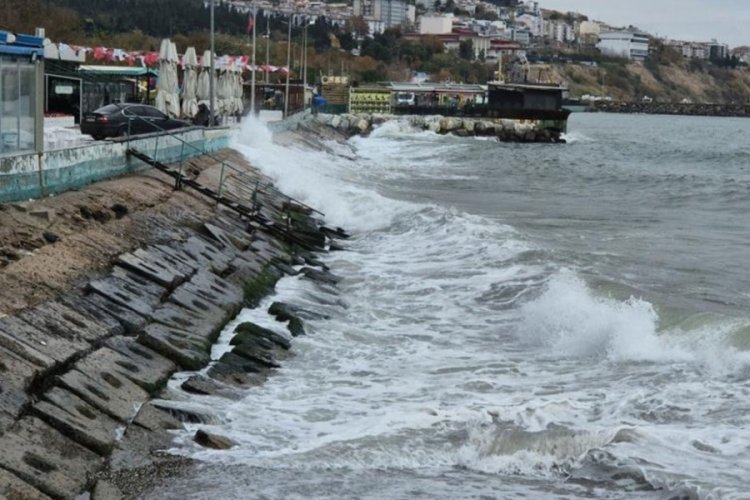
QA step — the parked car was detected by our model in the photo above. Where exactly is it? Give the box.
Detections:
[80,103,190,140]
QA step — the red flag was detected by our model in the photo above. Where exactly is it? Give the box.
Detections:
[247,14,255,34]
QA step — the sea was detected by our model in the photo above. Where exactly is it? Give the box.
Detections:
[145,113,750,499]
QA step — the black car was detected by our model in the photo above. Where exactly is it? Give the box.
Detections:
[80,103,191,140]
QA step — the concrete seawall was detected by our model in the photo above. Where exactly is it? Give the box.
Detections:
[0,127,232,204]
[0,145,345,498]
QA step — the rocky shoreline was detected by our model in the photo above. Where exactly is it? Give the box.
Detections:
[588,100,750,118]
[0,143,346,499]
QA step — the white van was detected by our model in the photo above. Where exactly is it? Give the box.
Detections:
[396,92,416,106]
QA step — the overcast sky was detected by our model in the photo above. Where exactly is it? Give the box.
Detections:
[539,0,749,47]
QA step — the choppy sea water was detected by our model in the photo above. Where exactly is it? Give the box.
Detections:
[145,113,750,499]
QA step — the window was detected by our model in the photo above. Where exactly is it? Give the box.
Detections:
[142,107,167,119]
[0,55,38,155]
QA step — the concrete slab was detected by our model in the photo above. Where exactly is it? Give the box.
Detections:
[0,416,102,499]
[0,315,83,368]
[33,387,121,455]
[86,274,163,318]
[137,323,210,371]
[0,345,40,432]
[149,302,220,350]
[131,401,182,432]
[210,215,253,249]
[78,293,148,335]
[60,295,125,338]
[18,300,113,346]
[116,247,189,288]
[170,270,243,316]
[0,468,51,500]
[103,337,176,393]
[109,265,169,301]
[57,359,150,423]
[203,222,237,250]
[180,236,232,274]
[150,243,200,276]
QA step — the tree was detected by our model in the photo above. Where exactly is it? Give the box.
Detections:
[459,39,474,60]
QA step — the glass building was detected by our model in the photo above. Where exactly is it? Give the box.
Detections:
[0,30,44,155]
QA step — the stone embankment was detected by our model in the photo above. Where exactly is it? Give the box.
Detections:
[590,101,750,117]
[0,148,346,499]
[293,113,565,143]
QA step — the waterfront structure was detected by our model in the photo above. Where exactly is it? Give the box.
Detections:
[419,15,454,35]
[0,29,44,156]
[597,31,650,61]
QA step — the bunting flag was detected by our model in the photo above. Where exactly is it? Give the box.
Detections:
[45,41,289,73]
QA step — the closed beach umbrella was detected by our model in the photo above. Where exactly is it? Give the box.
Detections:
[197,50,216,115]
[156,39,180,118]
[181,47,199,118]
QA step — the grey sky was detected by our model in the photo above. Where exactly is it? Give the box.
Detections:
[539,0,749,47]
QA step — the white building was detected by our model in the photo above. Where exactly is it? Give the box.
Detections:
[515,13,544,38]
[597,31,649,61]
[545,20,575,44]
[511,27,531,46]
[353,0,414,31]
[419,15,453,35]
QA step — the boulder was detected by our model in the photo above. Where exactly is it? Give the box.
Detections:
[267,302,306,336]
[301,267,341,286]
[233,322,292,350]
[193,429,236,450]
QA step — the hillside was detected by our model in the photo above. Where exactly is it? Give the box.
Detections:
[547,61,750,104]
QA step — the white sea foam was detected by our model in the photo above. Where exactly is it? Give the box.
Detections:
[516,270,750,377]
[231,116,411,233]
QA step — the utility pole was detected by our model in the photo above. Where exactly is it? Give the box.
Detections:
[303,17,308,111]
[284,12,292,118]
[209,0,215,127]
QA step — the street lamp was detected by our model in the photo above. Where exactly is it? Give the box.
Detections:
[209,0,215,127]
[250,2,257,115]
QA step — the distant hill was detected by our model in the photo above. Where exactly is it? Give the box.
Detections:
[54,0,247,37]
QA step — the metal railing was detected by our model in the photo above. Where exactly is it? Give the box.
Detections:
[123,115,323,232]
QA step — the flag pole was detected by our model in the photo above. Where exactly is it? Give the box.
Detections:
[250,4,257,115]
[209,0,215,127]
[265,15,270,83]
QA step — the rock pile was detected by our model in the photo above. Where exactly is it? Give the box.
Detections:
[303,113,565,143]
